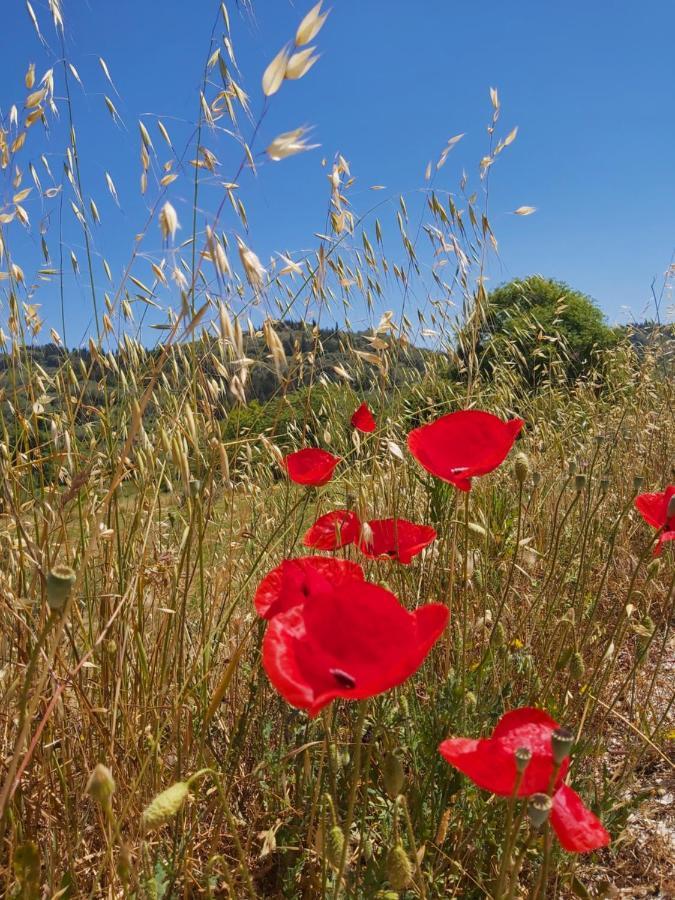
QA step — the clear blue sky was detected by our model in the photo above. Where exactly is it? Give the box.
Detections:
[2,0,674,346]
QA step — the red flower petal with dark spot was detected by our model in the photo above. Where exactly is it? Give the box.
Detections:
[438,707,569,796]
[351,402,376,433]
[283,448,341,486]
[303,510,361,550]
[551,783,610,853]
[262,578,449,716]
[407,410,524,491]
[357,518,437,564]
[254,556,364,620]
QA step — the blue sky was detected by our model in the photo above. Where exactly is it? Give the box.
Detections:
[1,0,674,345]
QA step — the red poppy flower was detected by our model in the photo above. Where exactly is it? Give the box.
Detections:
[635,485,675,556]
[303,510,361,551]
[439,707,609,853]
[357,518,437,564]
[407,410,524,491]
[262,578,449,716]
[283,448,341,486]
[254,556,364,620]
[351,402,376,433]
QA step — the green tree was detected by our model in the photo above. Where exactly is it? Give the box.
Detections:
[475,275,618,384]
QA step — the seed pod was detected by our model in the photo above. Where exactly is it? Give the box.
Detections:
[514,747,532,774]
[86,763,115,806]
[568,460,577,476]
[632,475,644,493]
[569,652,585,680]
[667,495,675,519]
[574,474,586,493]
[382,751,405,799]
[527,793,552,828]
[46,565,76,611]
[386,843,413,890]
[599,476,610,495]
[514,452,530,485]
[551,727,574,765]
[141,781,189,831]
[531,471,542,487]
[326,825,345,870]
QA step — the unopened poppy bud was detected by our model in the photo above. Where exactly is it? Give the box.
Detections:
[574,474,586,493]
[326,825,345,869]
[46,565,76,611]
[141,781,189,831]
[465,690,477,709]
[514,452,530,485]
[632,475,644,493]
[514,747,532,774]
[551,726,574,765]
[386,843,413,890]
[531,471,542,487]
[568,460,577,476]
[382,751,405,799]
[494,622,506,646]
[85,763,115,806]
[527,793,552,829]
[569,652,585,680]
[667,495,675,519]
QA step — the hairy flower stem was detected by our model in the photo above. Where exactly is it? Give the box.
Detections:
[399,794,428,899]
[494,770,525,898]
[332,700,368,898]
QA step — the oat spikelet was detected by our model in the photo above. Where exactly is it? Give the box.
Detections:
[159,201,179,241]
[262,46,289,97]
[296,2,329,46]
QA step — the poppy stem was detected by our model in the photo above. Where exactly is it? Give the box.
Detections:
[399,795,428,899]
[460,490,470,724]
[332,699,368,898]
[494,769,525,898]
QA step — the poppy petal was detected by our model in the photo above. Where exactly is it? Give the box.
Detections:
[303,510,361,550]
[254,556,364,619]
[262,578,448,716]
[407,410,524,490]
[283,448,341,486]
[635,491,669,530]
[351,402,376,433]
[439,706,569,796]
[551,783,610,853]
[357,518,437,564]
[654,530,675,556]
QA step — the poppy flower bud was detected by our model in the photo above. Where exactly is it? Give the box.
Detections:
[527,793,552,829]
[531,471,542,487]
[326,825,345,870]
[46,565,76,611]
[86,763,115,807]
[569,652,585,680]
[514,452,530,485]
[568,460,577,476]
[551,726,574,765]
[141,781,189,831]
[386,843,413,890]
[574,474,586,493]
[514,747,532,774]
[117,843,132,884]
[382,751,405,800]
[632,475,644,493]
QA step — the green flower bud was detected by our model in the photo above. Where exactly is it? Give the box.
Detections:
[386,843,412,890]
[326,825,345,870]
[46,565,76,611]
[141,781,189,831]
[85,763,115,806]
[569,652,585,680]
[514,452,530,485]
[382,751,405,800]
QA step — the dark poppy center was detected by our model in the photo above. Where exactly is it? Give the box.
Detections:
[330,668,356,689]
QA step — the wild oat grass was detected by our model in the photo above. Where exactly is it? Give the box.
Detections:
[0,2,673,897]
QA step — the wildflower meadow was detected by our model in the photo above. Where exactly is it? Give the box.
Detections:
[0,1,673,897]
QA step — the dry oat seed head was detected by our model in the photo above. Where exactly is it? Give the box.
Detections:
[285,47,320,80]
[296,2,329,46]
[262,46,290,96]
[159,201,179,241]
